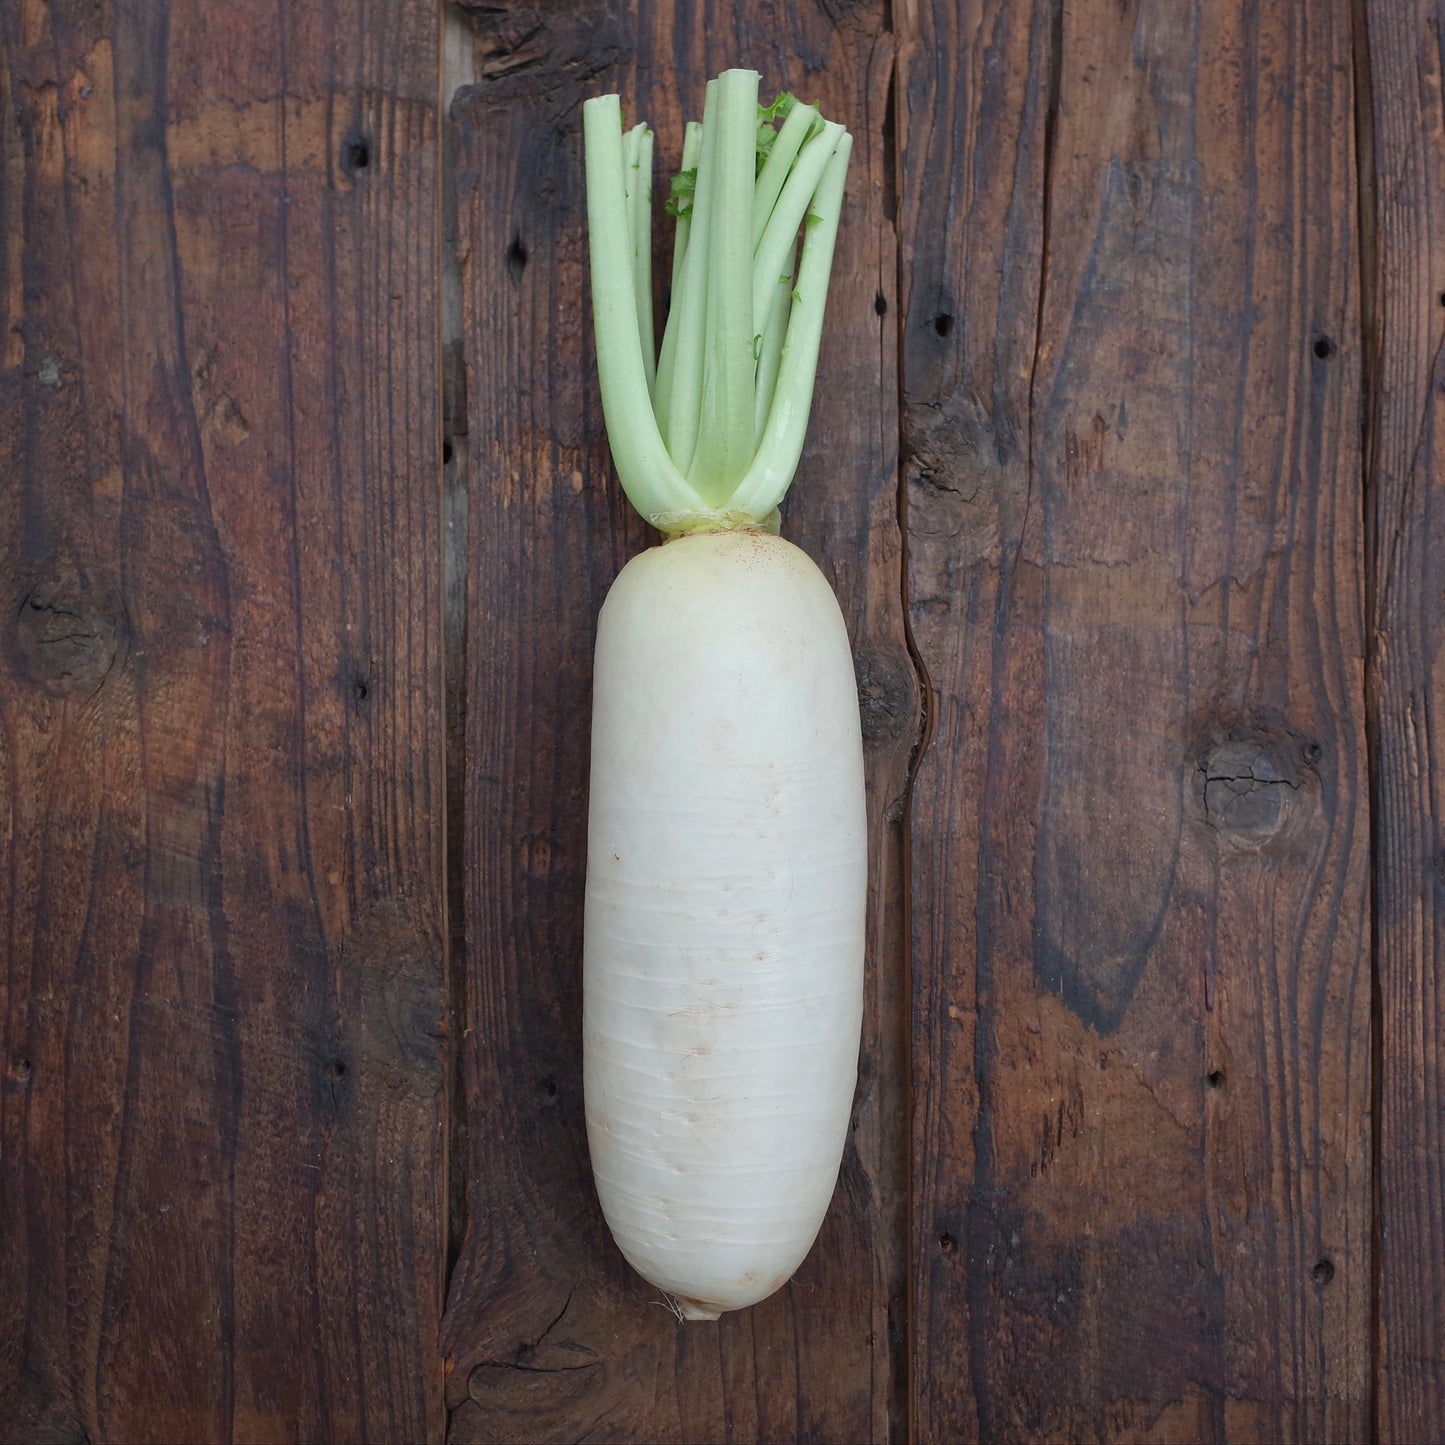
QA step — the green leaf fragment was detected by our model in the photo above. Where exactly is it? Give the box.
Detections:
[755,91,799,173]
[759,91,797,124]
[666,169,697,218]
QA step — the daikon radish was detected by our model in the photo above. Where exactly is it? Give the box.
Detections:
[582,70,864,1320]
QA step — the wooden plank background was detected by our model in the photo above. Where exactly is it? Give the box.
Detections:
[1365,0,1445,1439]
[0,1,1440,1442]
[0,0,446,1439]
[900,1,1373,1439]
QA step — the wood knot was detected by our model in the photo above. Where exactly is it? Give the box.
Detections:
[854,644,920,748]
[452,3,623,105]
[12,582,125,694]
[903,394,1021,561]
[464,1288,603,1416]
[1196,740,1302,850]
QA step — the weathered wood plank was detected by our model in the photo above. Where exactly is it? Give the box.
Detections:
[898,0,1372,1438]
[0,1,446,1438]
[440,3,911,1441]
[1364,1,1445,1439]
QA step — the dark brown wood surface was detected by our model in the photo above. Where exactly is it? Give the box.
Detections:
[2,0,1443,1441]
[1364,1,1445,1441]
[0,0,446,1439]
[899,0,1371,1439]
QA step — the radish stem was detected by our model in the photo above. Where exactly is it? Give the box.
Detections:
[729,132,852,521]
[660,79,720,477]
[582,70,851,535]
[581,96,699,520]
[688,68,758,504]
[751,100,816,249]
[622,122,656,397]
[654,121,702,438]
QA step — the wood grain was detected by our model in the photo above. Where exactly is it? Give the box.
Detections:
[10,2,1445,1440]
[439,3,913,1441]
[898,0,1372,1438]
[1363,1,1445,1439]
[0,1,446,1439]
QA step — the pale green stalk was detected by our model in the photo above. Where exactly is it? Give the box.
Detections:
[687,68,759,504]
[753,267,792,444]
[751,102,818,249]
[662,79,721,472]
[622,123,656,395]
[670,121,704,294]
[654,120,703,436]
[584,73,851,534]
[581,94,700,519]
[751,121,844,334]
[728,132,853,521]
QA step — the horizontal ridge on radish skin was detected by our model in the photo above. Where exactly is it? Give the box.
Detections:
[581,70,863,1319]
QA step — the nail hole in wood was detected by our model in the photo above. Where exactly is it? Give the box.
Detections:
[341,135,371,173]
[538,1076,557,1099]
[1312,1257,1335,1286]
[1302,740,1322,764]
[1313,335,1335,361]
[932,312,953,338]
[506,236,528,283]
[1206,1069,1225,1089]
[938,1231,957,1254]
[353,678,369,703]
[327,1059,347,1081]
[442,438,454,465]
[12,1057,33,1083]
[874,292,888,316]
